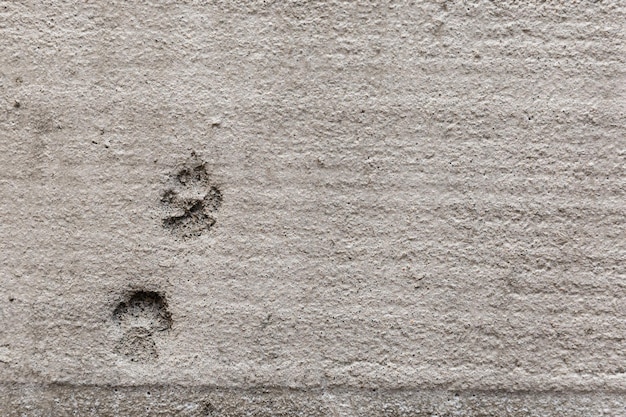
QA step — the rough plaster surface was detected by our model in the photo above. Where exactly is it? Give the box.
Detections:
[0,0,625,415]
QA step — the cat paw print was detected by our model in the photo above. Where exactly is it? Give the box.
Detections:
[113,291,172,362]
[161,158,223,238]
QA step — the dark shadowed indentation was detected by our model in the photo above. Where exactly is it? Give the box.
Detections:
[113,291,172,331]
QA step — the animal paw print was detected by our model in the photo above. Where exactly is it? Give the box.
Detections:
[161,158,223,238]
[113,291,172,362]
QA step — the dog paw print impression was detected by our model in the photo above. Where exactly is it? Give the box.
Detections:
[161,156,223,239]
[112,291,172,362]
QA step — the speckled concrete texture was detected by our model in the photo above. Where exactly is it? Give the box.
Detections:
[2,384,626,416]
[0,0,625,415]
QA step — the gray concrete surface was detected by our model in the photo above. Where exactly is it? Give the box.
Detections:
[1,0,625,415]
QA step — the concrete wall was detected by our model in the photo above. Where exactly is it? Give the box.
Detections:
[1,0,624,415]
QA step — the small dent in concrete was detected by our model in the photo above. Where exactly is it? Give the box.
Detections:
[201,401,219,416]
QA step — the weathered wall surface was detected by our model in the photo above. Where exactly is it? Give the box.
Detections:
[1,0,625,415]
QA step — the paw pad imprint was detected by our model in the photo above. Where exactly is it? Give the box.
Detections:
[161,160,222,238]
[113,291,172,362]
